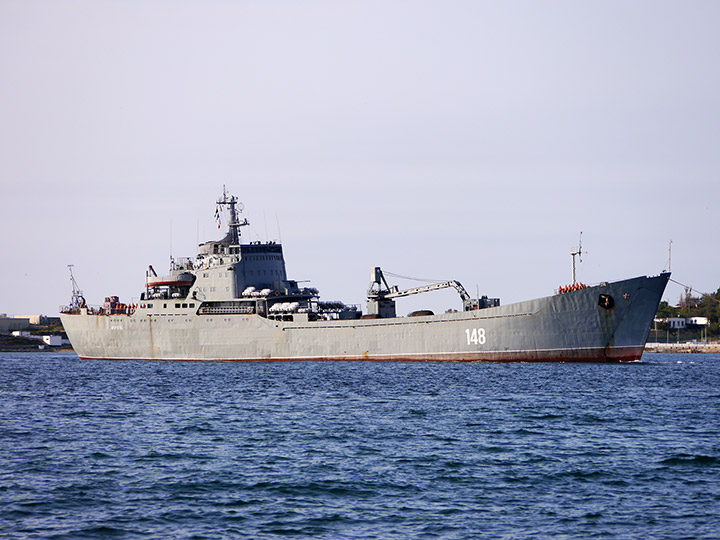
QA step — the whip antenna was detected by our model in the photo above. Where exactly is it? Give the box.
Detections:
[570,232,586,285]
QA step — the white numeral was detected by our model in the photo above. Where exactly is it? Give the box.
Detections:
[465,327,486,345]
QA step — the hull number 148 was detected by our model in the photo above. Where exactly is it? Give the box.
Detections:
[465,328,486,345]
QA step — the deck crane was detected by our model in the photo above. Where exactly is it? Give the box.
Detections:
[67,265,86,310]
[366,267,499,318]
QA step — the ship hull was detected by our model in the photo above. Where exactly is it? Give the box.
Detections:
[61,274,669,363]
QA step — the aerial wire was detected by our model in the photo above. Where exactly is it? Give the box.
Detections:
[383,271,448,284]
[668,278,720,305]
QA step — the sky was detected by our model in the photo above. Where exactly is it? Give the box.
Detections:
[1,0,718,317]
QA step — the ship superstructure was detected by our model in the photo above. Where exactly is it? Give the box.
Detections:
[60,188,669,362]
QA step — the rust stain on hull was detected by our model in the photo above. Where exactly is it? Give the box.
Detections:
[79,346,645,363]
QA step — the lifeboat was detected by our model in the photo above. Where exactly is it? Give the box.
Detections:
[147,272,195,288]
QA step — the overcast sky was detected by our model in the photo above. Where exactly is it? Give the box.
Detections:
[1,0,718,317]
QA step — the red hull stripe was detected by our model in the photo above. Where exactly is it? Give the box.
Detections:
[78,347,645,363]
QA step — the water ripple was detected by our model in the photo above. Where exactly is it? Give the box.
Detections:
[1,352,720,539]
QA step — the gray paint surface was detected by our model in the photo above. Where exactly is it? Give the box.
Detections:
[60,192,669,362]
[61,273,669,362]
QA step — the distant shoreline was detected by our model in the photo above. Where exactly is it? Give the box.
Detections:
[645,342,720,354]
[0,334,72,353]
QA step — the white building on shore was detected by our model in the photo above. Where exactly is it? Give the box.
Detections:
[663,317,708,329]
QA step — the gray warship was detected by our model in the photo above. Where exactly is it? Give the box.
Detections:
[60,188,669,362]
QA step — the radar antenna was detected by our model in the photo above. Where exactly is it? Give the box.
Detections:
[570,232,586,285]
[67,265,86,309]
[216,185,249,245]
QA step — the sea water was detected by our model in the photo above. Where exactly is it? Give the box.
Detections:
[1,352,719,539]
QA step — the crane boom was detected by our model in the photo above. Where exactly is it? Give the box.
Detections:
[383,280,471,303]
[366,267,498,317]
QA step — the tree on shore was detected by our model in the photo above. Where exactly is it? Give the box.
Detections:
[654,286,720,340]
